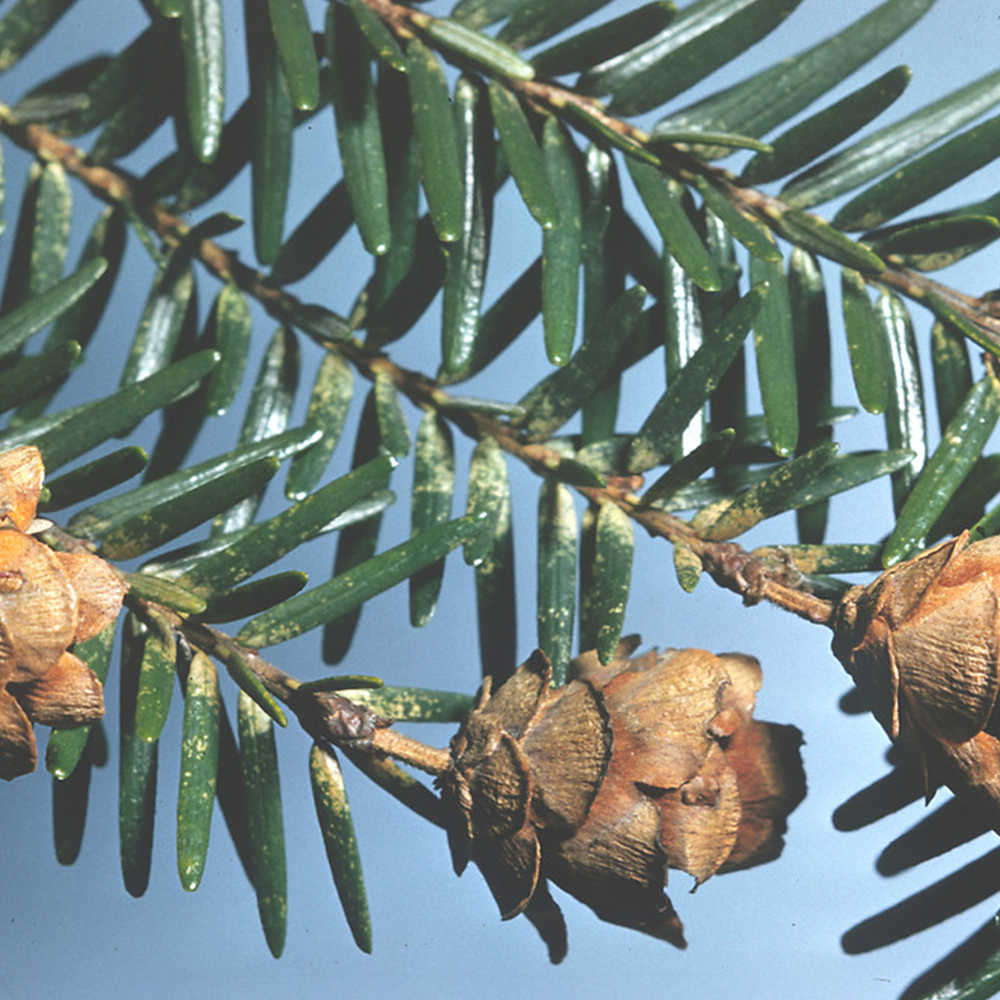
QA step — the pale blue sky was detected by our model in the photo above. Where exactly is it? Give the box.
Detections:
[4,2,1000,999]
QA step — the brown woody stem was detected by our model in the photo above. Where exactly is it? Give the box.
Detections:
[367,728,452,777]
[176,621,454,772]
[186,622,452,775]
[11,3,956,699]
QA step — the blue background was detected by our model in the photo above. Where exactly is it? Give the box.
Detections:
[4,2,1000,998]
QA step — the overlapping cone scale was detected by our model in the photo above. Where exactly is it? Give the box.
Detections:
[0,444,44,531]
[443,638,805,960]
[832,530,1000,831]
[0,446,128,779]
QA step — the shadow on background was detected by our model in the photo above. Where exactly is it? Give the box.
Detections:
[836,688,1000,998]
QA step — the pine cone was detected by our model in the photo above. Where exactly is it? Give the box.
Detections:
[0,446,128,779]
[832,530,1000,829]
[442,638,805,961]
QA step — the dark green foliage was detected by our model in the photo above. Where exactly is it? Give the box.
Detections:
[245,0,293,264]
[410,410,455,626]
[238,690,287,958]
[327,4,391,255]
[750,255,797,456]
[883,373,1000,566]
[742,65,911,184]
[628,281,767,471]
[46,623,116,779]
[835,113,1000,232]
[177,651,220,891]
[578,500,632,663]
[268,0,319,112]
[133,607,178,743]
[176,0,225,163]
[530,2,676,77]
[408,37,465,242]
[309,745,372,953]
[603,0,803,117]
[0,258,106,358]
[6,1,1000,991]
[118,614,158,898]
[627,159,721,291]
[841,268,888,414]
[658,0,935,141]
[238,514,482,647]
[536,478,576,682]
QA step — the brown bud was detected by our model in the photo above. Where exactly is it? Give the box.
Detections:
[832,530,1000,828]
[442,639,804,960]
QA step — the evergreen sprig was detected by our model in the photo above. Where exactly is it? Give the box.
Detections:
[2,0,1000,994]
